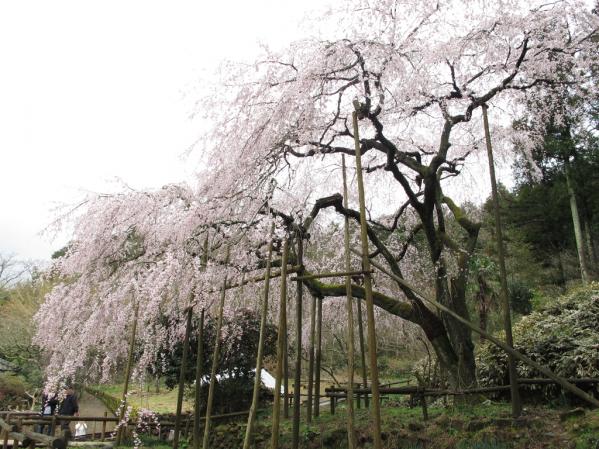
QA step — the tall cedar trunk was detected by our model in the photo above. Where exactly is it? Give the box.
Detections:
[564,157,590,284]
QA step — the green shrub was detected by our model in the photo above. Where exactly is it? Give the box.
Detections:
[477,284,599,402]
[0,374,27,409]
[508,280,533,315]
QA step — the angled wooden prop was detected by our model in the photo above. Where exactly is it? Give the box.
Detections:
[352,247,599,408]
[482,104,522,417]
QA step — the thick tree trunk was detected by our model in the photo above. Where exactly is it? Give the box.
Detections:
[437,269,476,389]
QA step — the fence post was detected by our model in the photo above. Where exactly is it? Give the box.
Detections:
[420,390,428,421]
[2,414,8,449]
[101,412,107,441]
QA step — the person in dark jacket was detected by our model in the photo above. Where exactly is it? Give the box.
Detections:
[38,392,58,435]
[58,387,79,434]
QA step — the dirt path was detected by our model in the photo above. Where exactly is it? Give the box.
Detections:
[76,390,116,433]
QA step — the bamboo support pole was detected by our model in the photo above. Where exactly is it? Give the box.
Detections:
[173,306,194,449]
[342,154,357,449]
[193,308,205,449]
[306,294,316,423]
[202,249,230,449]
[482,104,522,417]
[313,297,322,417]
[290,270,371,281]
[291,236,304,449]
[353,247,599,408]
[270,239,289,449]
[243,223,275,449]
[116,302,139,446]
[352,107,383,449]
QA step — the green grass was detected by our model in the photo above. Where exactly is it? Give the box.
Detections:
[92,382,192,414]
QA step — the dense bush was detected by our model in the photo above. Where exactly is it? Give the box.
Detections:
[0,374,28,409]
[162,308,277,414]
[477,284,599,402]
[508,279,533,316]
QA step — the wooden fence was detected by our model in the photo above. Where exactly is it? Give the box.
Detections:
[325,378,599,417]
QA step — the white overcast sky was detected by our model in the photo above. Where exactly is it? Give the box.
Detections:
[0,0,328,261]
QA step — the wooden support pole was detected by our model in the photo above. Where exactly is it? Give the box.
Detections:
[173,306,194,449]
[243,223,275,449]
[116,302,139,446]
[202,249,230,449]
[357,298,368,408]
[306,294,316,423]
[270,239,289,449]
[193,308,205,449]
[355,248,599,408]
[342,154,357,449]
[283,328,289,419]
[482,104,522,418]
[193,233,209,449]
[313,297,322,417]
[352,107,383,449]
[291,236,304,449]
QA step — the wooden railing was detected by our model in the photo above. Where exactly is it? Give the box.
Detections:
[0,409,253,447]
[0,415,67,449]
[325,378,599,416]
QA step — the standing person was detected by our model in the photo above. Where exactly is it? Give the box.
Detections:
[39,392,58,435]
[58,387,79,437]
